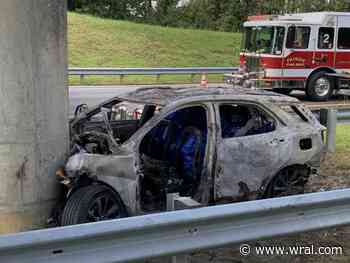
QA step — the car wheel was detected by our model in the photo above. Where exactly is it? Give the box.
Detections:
[306,71,334,101]
[274,88,292,95]
[263,166,309,198]
[61,185,127,226]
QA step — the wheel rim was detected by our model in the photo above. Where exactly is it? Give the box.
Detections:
[87,193,121,222]
[314,77,331,97]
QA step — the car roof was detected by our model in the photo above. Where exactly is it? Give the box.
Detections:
[114,86,299,106]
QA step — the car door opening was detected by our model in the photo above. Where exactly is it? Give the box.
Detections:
[139,106,208,212]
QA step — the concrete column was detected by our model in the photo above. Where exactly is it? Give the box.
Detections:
[0,0,68,233]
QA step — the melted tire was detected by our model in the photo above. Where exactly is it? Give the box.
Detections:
[263,165,310,199]
[61,185,127,226]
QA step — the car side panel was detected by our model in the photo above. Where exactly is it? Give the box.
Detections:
[68,153,139,215]
[214,126,292,201]
[213,102,324,202]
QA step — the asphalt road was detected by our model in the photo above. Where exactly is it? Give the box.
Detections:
[69,84,350,116]
[69,86,135,115]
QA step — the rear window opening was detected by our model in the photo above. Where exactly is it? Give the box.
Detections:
[219,104,276,138]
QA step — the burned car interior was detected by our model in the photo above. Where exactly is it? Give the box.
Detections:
[139,106,208,211]
[70,100,209,212]
[71,100,158,154]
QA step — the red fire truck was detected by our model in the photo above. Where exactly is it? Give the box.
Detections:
[226,12,350,101]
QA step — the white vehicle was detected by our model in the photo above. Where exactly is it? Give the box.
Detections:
[50,87,325,226]
[226,12,350,101]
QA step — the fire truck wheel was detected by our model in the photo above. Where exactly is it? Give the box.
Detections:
[306,71,334,101]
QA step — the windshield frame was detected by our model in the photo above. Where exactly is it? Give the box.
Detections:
[242,25,286,55]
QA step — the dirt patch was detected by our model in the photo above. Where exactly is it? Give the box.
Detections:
[307,152,350,193]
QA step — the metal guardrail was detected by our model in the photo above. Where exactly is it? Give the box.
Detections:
[337,109,350,123]
[312,108,350,124]
[2,189,350,262]
[69,67,239,79]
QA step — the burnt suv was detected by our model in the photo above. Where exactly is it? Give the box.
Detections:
[52,87,325,226]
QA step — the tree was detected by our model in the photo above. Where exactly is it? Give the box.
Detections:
[68,0,350,32]
[154,0,179,25]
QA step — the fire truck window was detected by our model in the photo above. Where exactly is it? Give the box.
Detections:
[318,27,334,49]
[256,27,273,53]
[243,26,285,55]
[286,26,310,49]
[338,28,350,49]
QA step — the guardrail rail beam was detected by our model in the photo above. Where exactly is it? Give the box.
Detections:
[1,189,350,262]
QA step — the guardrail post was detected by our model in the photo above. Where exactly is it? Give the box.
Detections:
[190,74,195,83]
[166,193,202,263]
[327,109,337,153]
[320,108,337,153]
[80,74,84,82]
[166,193,179,212]
[166,193,187,263]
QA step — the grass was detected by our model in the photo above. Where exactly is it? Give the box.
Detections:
[68,12,241,85]
[336,125,350,152]
[318,124,350,178]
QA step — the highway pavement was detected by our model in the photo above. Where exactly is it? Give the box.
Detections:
[69,84,350,117]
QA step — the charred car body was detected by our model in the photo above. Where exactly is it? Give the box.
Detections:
[52,87,325,226]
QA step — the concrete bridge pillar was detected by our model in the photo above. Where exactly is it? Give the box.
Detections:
[0,0,68,233]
